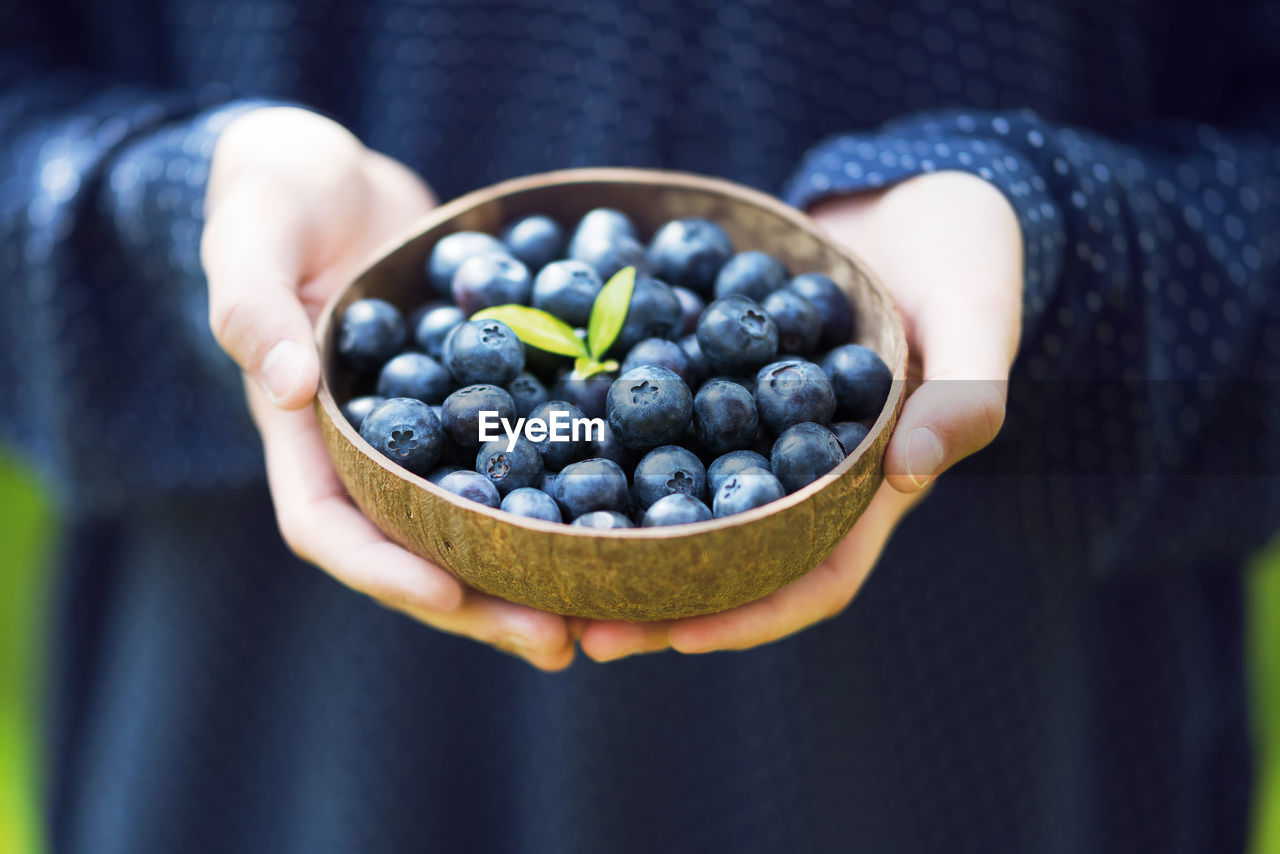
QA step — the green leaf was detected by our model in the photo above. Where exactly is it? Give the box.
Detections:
[573,357,620,379]
[587,266,637,360]
[472,305,587,357]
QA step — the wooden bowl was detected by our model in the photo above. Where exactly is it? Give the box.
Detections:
[315,168,907,621]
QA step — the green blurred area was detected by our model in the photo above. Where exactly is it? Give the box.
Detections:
[1252,535,1280,854]
[0,454,53,854]
[0,454,1277,853]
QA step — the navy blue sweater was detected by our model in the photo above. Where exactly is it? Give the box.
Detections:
[2,1,1279,852]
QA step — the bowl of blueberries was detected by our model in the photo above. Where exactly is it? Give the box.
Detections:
[315,168,906,620]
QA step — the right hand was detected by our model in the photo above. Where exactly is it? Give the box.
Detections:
[580,171,1019,661]
[201,107,576,670]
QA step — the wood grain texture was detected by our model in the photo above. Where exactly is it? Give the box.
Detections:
[314,168,908,620]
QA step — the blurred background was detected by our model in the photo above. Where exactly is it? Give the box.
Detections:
[0,449,1277,852]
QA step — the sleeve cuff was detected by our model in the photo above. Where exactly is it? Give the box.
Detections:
[89,99,298,496]
[104,99,295,376]
[784,111,1070,342]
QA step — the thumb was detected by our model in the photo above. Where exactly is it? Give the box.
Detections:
[201,185,320,410]
[883,375,1008,493]
[883,296,1017,493]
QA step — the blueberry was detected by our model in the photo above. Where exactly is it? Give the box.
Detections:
[406,301,445,337]
[606,365,694,450]
[754,360,836,434]
[770,422,845,493]
[527,400,593,470]
[500,214,565,271]
[538,469,559,496]
[555,458,630,519]
[451,252,532,316]
[358,398,444,476]
[476,436,544,496]
[570,207,637,248]
[620,338,692,385]
[442,384,516,448]
[632,445,707,509]
[571,234,646,281]
[437,469,501,508]
[613,276,683,354]
[788,273,854,349]
[500,487,564,523]
[426,231,509,297]
[414,305,465,360]
[821,344,893,421]
[425,465,462,485]
[588,422,639,470]
[692,378,759,454]
[678,334,712,387]
[711,466,786,518]
[643,493,713,527]
[443,319,525,386]
[341,395,386,430]
[707,450,771,496]
[645,218,734,295]
[713,251,788,301]
[696,295,779,375]
[761,289,821,356]
[572,511,635,529]
[550,370,614,419]
[531,260,602,326]
[507,372,550,418]
[337,298,407,373]
[672,286,706,336]
[830,421,871,455]
[376,352,452,404]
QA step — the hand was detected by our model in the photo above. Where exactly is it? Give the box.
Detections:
[580,171,1022,660]
[201,107,575,670]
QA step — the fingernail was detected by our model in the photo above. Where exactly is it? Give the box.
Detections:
[260,340,303,404]
[390,588,454,615]
[500,633,537,655]
[905,427,945,488]
[591,644,636,663]
[671,637,715,654]
[419,581,460,614]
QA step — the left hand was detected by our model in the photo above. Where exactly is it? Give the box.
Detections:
[203,108,577,670]
[578,171,1023,661]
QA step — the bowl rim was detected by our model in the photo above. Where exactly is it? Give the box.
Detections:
[315,166,908,540]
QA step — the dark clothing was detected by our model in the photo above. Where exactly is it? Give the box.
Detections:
[2,1,1278,852]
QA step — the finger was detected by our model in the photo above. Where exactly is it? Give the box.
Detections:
[667,484,919,653]
[883,278,1017,492]
[883,375,1008,492]
[249,382,464,613]
[811,174,1021,494]
[296,153,438,313]
[579,620,672,663]
[365,149,438,214]
[251,382,575,668]
[879,206,1020,493]
[202,186,321,410]
[397,592,575,672]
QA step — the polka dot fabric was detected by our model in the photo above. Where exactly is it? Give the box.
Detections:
[1,1,1278,853]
